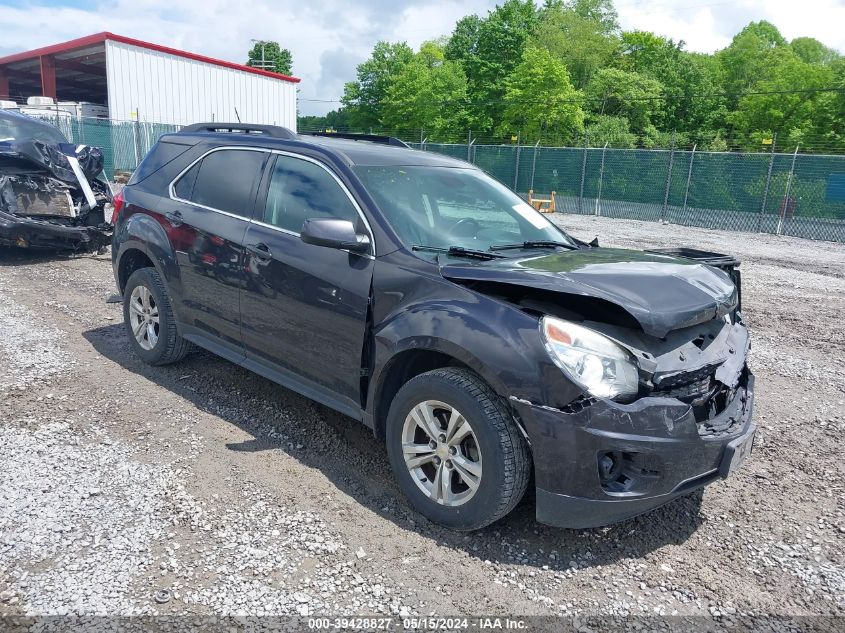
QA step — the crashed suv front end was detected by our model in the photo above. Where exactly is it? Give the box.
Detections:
[0,111,112,252]
[511,313,754,528]
[443,245,755,528]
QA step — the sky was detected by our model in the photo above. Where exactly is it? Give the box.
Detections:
[1,0,844,115]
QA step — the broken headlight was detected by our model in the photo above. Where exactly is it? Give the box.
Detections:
[540,316,639,401]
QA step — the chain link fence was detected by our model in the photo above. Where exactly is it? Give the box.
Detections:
[28,112,180,178]
[21,113,845,243]
[416,141,845,243]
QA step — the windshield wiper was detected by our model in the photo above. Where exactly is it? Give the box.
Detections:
[412,245,506,260]
[489,240,577,251]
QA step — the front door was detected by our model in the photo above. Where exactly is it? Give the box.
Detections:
[240,153,374,416]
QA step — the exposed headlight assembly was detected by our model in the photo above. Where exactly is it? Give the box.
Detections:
[540,316,640,402]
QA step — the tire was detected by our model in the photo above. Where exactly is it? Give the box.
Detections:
[123,267,190,366]
[385,367,531,531]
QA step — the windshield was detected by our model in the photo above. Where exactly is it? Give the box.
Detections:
[354,166,574,253]
[0,111,69,144]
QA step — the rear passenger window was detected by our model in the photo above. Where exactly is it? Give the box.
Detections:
[264,155,358,233]
[177,149,266,217]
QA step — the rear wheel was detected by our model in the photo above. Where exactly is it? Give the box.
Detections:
[123,267,189,365]
[386,368,531,531]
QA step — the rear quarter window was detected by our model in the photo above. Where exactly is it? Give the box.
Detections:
[173,161,200,199]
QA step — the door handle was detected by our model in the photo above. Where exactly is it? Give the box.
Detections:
[165,210,183,226]
[246,242,273,260]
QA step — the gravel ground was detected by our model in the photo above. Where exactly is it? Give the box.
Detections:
[0,216,843,624]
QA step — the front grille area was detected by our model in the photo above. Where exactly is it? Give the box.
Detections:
[652,364,719,405]
[651,363,747,438]
[653,375,713,403]
[653,363,719,390]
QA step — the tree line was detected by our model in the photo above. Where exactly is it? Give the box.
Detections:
[297,0,845,152]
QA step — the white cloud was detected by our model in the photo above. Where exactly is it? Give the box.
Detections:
[1,0,843,116]
[616,0,845,54]
[0,0,497,114]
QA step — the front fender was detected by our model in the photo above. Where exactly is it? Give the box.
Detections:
[367,255,583,417]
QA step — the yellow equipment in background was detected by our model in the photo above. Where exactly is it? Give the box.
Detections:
[527,190,556,213]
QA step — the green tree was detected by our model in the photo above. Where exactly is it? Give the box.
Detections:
[584,67,664,136]
[500,47,584,143]
[620,31,725,138]
[444,15,483,63]
[445,0,539,131]
[298,109,351,132]
[533,0,619,89]
[341,42,415,130]
[729,47,835,146]
[717,21,787,99]
[381,42,468,140]
[246,41,293,75]
[823,58,845,146]
[790,37,840,65]
[567,0,619,35]
[584,115,636,148]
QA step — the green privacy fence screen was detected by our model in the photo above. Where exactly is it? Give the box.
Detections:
[415,142,845,243]
[29,114,845,243]
[34,114,181,178]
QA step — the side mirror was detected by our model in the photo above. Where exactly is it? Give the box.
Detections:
[300,218,370,253]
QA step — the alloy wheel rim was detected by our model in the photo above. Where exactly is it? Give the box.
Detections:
[129,285,160,351]
[401,400,482,507]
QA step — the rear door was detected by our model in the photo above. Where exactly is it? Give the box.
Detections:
[239,152,374,417]
[168,147,268,352]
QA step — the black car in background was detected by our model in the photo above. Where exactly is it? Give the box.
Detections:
[111,124,755,531]
[0,109,112,251]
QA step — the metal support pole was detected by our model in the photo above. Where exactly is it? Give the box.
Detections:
[467,130,472,161]
[529,140,540,193]
[661,134,676,223]
[132,106,141,169]
[578,133,588,214]
[595,142,608,216]
[39,54,57,100]
[513,131,521,191]
[757,133,777,232]
[777,145,799,236]
[681,144,697,222]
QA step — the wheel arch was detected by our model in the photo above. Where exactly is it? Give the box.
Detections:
[114,211,181,295]
[370,340,511,442]
[117,247,155,294]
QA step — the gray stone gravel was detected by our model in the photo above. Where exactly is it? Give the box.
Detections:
[0,275,70,390]
[0,421,168,615]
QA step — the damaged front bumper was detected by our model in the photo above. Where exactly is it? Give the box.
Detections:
[511,366,755,529]
[0,126,113,252]
[0,209,112,251]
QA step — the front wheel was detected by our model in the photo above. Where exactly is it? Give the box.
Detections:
[386,368,531,531]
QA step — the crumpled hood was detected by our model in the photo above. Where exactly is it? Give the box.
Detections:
[440,248,738,337]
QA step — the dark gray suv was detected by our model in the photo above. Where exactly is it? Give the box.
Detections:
[111,124,755,531]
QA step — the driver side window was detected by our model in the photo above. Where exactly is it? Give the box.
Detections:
[264,155,358,234]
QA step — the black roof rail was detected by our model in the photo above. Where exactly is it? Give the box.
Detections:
[178,123,297,139]
[305,131,411,148]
